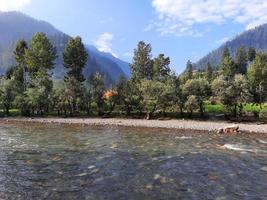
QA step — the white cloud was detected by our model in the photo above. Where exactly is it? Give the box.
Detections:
[151,0,267,36]
[94,32,118,58]
[0,0,31,11]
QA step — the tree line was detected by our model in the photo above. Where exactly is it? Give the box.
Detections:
[0,33,266,121]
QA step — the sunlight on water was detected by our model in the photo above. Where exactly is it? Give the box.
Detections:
[0,122,266,200]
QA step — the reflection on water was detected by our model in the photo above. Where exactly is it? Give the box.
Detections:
[0,122,266,200]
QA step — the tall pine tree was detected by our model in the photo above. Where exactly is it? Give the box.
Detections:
[206,62,213,83]
[152,54,171,80]
[130,41,153,81]
[235,46,248,74]
[222,46,230,60]
[63,36,88,82]
[248,47,256,62]
[186,60,193,80]
[25,32,57,77]
[13,40,28,91]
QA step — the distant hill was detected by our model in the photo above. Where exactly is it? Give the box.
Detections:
[195,23,267,71]
[0,11,130,85]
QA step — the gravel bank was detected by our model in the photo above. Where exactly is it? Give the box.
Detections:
[2,118,266,134]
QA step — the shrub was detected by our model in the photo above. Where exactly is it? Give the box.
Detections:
[209,96,218,105]
[259,108,267,123]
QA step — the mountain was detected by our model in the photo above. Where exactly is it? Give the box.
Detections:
[195,23,267,71]
[0,11,131,84]
[86,45,131,78]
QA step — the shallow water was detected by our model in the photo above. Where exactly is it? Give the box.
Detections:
[0,122,266,200]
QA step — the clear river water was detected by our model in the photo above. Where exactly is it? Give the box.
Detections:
[0,122,266,200]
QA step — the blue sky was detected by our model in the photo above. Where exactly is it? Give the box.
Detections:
[1,0,267,73]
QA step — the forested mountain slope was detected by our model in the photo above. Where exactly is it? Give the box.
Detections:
[0,11,130,84]
[195,23,267,70]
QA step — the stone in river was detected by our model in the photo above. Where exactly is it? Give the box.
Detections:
[89,169,99,174]
[75,173,87,177]
[146,184,153,189]
[110,143,118,149]
[217,128,224,134]
[159,176,168,184]
[223,125,239,133]
[261,166,267,172]
[26,160,33,165]
[217,125,239,134]
[154,174,161,180]
[153,174,168,184]
[52,155,61,161]
[88,165,96,169]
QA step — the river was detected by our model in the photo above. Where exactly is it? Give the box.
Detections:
[0,122,266,199]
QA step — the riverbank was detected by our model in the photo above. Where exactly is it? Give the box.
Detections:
[1,117,266,134]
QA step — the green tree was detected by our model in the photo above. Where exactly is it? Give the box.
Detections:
[139,79,169,119]
[88,72,105,116]
[25,32,57,77]
[220,55,237,78]
[158,77,176,115]
[206,62,213,83]
[185,95,198,118]
[17,33,57,115]
[63,36,88,82]
[53,82,73,116]
[153,54,171,80]
[185,60,193,80]
[62,77,85,115]
[235,46,248,74]
[212,75,250,118]
[183,78,211,117]
[173,76,186,117]
[116,76,142,116]
[80,85,92,116]
[248,47,256,62]
[247,52,267,107]
[130,41,153,81]
[0,78,18,115]
[14,79,52,116]
[222,46,230,60]
[13,40,28,91]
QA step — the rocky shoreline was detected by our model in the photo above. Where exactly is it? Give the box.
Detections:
[1,117,266,134]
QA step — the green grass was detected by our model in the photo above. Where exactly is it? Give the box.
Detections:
[0,103,266,119]
[0,109,20,117]
[204,103,225,114]
[243,104,262,113]
[204,102,267,114]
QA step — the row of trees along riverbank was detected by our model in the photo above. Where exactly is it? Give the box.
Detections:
[0,33,266,122]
